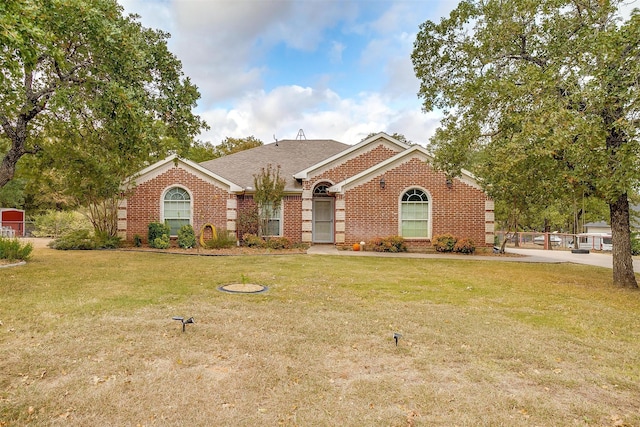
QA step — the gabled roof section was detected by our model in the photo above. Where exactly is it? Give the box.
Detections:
[124,154,243,192]
[293,132,411,180]
[328,145,482,192]
[199,139,349,192]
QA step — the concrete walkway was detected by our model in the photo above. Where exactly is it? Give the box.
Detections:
[506,247,640,272]
[307,244,640,272]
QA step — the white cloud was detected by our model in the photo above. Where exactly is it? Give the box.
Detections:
[197,85,440,146]
[119,0,447,150]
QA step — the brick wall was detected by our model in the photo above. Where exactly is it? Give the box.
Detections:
[235,194,303,243]
[282,195,302,243]
[306,144,398,188]
[341,158,490,247]
[124,144,492,249]
[124,166,230,242]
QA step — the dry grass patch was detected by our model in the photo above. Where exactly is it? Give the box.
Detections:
[0,247,639,426]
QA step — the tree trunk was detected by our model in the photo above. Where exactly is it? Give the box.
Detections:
[0,136,25,188]
[610,193,638,288]
[543,218,552,250]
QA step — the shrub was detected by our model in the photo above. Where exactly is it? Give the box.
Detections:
[94,231,122,249]
[204,229,236,249]
[49,230,96,250]
[152,234,171,249]
[31,210,91,238]
[368,236,407,253]
[454,238,476,254]
[242,233,264,248]
[148,222,171,249]
[266,237,292,249]
[433,233,457,252]
[178,225,196,249]
[0,237,33,260]
[133,234,143,247]
[237,206,259,237]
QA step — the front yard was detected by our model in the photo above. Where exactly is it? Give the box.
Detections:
[1,246,638,426]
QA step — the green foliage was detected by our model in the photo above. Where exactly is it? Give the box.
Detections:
[412,0,640,287]
[433,234,477,254]
[453,238,476,254]
[133,234,143,247]
[239,233,292,249]
[242,233,264,248]
[214,136,263,157]
[49,230,96,250]
[148,222,171,248]
[237,206,260,238]
[368,236,408,253]
[0,178,26,208]
[94,231,122,249]
[32,210,92,238]
[0,237,33,261]
[253,164,285,238]
[187,140,219,163]
[362,132,411,144]
[0,0,208,229]
[266,237,292,250]
[48,229,121,250]
[177,224,196,249]
[152,235,171,250]
[186,136,263,163]
[203,229,236,249]
[631,232,640,256]
[432,234,457,253]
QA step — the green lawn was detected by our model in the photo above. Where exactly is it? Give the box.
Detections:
[1,247,639,426]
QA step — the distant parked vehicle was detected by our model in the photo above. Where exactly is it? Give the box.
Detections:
[533,234,562,246]
[577,233,612,251]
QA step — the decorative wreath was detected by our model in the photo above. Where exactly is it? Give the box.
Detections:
[199,223,218,247]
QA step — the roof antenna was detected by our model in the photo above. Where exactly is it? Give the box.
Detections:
[296,129,306,140]
[273,134,278,146]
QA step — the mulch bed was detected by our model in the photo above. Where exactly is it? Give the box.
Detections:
[119,245,308,256]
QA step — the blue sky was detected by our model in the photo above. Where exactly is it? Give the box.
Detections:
[118,0,455,146]
[118,1,638,147]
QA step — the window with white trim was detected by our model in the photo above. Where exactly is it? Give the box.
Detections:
[261,202,282,236]
[163,187,190,235]
[401,188,429,238]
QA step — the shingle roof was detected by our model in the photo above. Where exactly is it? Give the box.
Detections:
[199,139,350,192]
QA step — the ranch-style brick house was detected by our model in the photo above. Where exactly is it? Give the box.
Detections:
[119,133,494,249]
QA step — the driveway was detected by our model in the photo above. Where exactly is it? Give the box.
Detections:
[308,244,640,272]
[506,247,640,272]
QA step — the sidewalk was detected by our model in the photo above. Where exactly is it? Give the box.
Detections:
[307,244,640,272]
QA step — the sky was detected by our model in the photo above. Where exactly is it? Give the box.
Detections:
[118,0,458,147]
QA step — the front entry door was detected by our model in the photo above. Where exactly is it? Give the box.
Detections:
[312,198,334,243]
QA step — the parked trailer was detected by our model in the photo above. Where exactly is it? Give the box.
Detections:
[577,233,612,251]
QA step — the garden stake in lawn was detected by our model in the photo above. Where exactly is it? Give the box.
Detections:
[393,332,402,346]
[172,316,194,332]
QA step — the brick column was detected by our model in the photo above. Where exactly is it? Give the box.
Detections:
[226,196,238,240]
[335,195,345,244]
[117,199,127,239]
[301,189,313,243]
[485,199,495,245]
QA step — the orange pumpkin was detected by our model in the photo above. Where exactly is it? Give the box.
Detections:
[352,243,360,251]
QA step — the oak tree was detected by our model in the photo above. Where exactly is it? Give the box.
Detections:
[413,0,639,287]
[0,0,206,235]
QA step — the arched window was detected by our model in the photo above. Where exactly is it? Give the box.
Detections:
[401,188,429,238]
[313,183,331,196]
[163,187,191,235]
